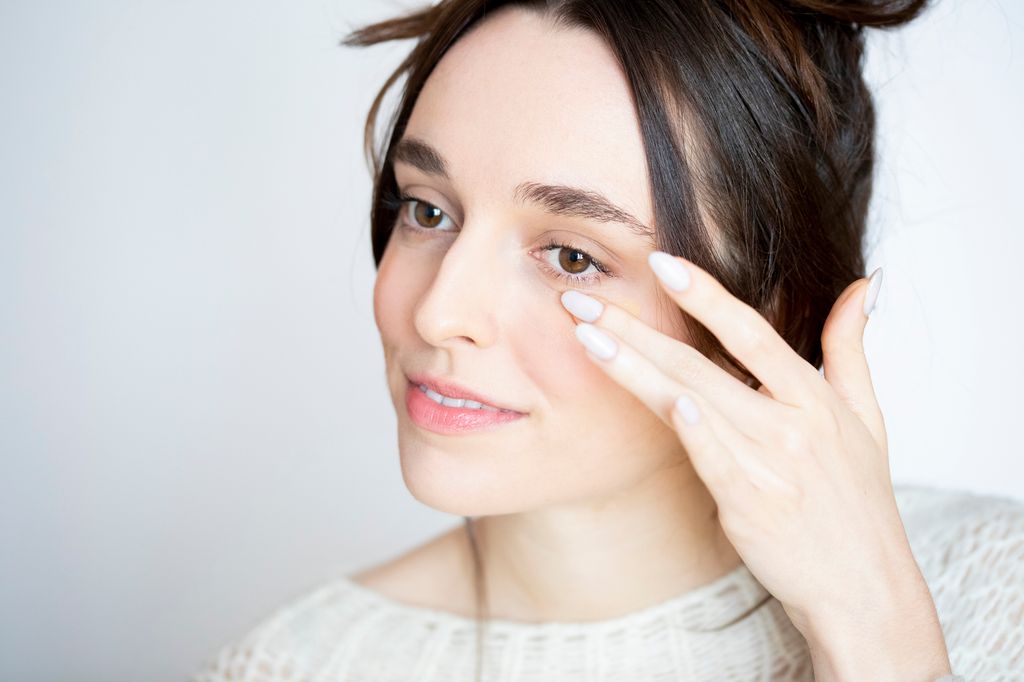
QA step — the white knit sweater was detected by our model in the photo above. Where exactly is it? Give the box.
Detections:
[191,483,1024,681]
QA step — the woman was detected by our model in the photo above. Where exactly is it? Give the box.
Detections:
[193,0,1024,680]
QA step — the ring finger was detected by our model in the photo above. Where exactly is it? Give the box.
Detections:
[574,321,751,452]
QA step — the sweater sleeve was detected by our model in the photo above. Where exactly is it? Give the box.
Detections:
[926,492,1024,681]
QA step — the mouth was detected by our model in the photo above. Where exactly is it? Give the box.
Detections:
[403,372,529,435]
[405,371,527,414]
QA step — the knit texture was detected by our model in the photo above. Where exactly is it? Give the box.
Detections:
[191,483,1024,681]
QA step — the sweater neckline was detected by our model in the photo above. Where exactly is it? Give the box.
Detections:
[336,560,773,635]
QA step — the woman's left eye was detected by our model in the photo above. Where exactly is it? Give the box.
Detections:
[536,241,612,287]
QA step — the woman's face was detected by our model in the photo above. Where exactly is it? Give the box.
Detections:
[373,7,694,516]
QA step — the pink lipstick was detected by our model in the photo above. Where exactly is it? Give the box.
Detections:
[404,375,527,434]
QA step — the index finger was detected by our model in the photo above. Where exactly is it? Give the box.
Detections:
[647,251,822,406]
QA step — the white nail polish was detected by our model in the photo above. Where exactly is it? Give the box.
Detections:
[674,394,700,425]
[863,267,883,316]
[561,290,603,322]
[648,251,691,291]
[574,323,617,360]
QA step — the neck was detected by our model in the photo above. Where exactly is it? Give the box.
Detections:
[467,461,743,622]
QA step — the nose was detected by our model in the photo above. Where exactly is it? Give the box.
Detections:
[413,224,503,349]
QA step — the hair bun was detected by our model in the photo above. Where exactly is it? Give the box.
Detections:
[779,0,930,28]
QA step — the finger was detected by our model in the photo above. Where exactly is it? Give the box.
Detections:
[669,391,747,497]
[647,251,822,406]
[672,391,795,497]
[573,322,749,453]
[821,268,886,449]
[560,289,784,434]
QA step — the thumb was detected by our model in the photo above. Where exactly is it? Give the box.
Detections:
[821,267,886,450]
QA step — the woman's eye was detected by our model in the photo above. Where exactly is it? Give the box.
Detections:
[400,197,456,232]
[538,242,611,287]
[383,188,611,287]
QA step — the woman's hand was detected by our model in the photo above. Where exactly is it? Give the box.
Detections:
[560,251,952,681]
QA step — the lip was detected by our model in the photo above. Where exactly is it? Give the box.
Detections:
[405,372,527,414]
[405,380,528,434]
[403,371,529,435]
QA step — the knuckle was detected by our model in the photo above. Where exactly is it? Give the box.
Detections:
[737,322,770,358]
[775,420,811,454]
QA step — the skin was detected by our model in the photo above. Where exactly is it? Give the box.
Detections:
[367,7,953,679]
[369,5,740,621]
[368,6,745,622]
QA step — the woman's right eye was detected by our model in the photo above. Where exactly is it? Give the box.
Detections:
[407,199,456,231]
[388,192,457,233]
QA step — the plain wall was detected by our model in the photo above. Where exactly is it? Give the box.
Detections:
[1,1,1021,680]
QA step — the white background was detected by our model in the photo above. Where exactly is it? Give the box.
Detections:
[1,1,1021,680]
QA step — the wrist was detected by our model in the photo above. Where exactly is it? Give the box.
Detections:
[801,572,952,681]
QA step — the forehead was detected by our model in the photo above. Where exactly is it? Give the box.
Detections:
[402,7,653,228]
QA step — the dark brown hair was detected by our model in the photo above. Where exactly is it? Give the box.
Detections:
[342,0,929,678]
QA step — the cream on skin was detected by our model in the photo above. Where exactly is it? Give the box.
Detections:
[372,6,743,621]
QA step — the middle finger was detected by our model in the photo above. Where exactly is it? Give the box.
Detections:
[561,289,784,434]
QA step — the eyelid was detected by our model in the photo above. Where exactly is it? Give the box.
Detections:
[392,182,461,222]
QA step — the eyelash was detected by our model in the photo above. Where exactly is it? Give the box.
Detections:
[380,188,613,287]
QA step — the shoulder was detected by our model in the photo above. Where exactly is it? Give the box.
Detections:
[893,483,1024,679]
[188,575,372,682]
[189,525,471,682]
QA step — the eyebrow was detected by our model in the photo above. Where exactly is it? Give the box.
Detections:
[392,136,657,247]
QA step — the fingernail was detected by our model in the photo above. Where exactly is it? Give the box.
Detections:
[863,267,883,316]
[561,290,603,322]
[674,394,700,425]
[648,251,691,291]
[574,323,617,360]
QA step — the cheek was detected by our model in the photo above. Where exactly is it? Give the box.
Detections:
[372,241,393,332]
[506,289,653,414]
[505,289,602,405]
[372,241,425,346]
[511,291,686,474]
[508,289,670,453]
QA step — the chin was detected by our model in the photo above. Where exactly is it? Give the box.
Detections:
[395,440,530,517]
